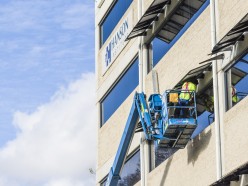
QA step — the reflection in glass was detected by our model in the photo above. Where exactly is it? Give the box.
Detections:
[101,58,139,126]
[100,150,141,186]
[118,150,141,186]
[101,0,133,46]
[155,146,177,167]
[192,110,213,138]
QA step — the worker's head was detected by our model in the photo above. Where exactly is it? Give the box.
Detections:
[191,79,198,85]
[185,78,198,85]
[232,85,237,96]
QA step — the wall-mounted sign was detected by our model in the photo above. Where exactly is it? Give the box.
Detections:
[102,13,133,74]
[96,0,105,8]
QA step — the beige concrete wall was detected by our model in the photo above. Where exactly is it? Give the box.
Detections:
[133,6,217,186]
[96,87,141,183]
[95,0,158,101]
[145,6,212,95]
[96,0,248,184]
[96,1,139,101]
[145,126,216,186]
[95,1,141,183]
[143,0,154,13]
[95,0,143,183]
[223,96,248,175]
[217,0,248,42]
[217,0,248,176]
[95,0,114,26]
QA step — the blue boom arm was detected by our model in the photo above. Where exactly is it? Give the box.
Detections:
[105,90,197,185]
[105,92,154,186]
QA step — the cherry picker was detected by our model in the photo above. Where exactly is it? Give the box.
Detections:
[105,89,197,186]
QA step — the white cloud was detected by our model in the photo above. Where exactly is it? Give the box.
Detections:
[0,73,96,186]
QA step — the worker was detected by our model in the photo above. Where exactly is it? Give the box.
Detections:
[204,95,214,113]
[203,88,214,113]
[174,79,198,118]
[232,85,239,105]
[204,85,239,112]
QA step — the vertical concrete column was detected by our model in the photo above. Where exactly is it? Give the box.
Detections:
[214,1,226,176]
[143,43,151,185]
[240,174,248,186]
[148,43,153,71]
[210,0,223,179]
[217,68,226,175]
[148,43,156,171]
[226,70,232,109]
[137,0,146,186]
[143,44,149,82]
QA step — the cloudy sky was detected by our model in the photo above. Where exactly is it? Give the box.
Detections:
[0,0,96,185]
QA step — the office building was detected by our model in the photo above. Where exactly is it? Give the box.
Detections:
[95,0,248,185]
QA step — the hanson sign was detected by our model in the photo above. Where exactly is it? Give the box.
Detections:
[102,13,132,74]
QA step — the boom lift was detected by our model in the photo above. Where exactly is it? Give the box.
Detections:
[105,90,197,186]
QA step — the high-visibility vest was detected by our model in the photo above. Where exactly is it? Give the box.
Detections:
[232,86,239,103]
[179,82,197,100]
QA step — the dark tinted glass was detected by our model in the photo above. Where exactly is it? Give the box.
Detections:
[101,58,139,125]
[101,0,133,45]
[192,85,214,138]
[152,0,210,66]
[118,150,141,186]
[101,150,141,186]
[192,110,213,138]
[155,146,177,167]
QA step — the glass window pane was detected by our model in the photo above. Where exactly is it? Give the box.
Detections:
[100,150,141,186]
[101,0,133,46]
[192,85,214,137]
[227,54,248,109]
[118,150,141,186]
[152,0,210,66]
[192,110,213,138]
[155,147,177,167]
[101,58,139,126]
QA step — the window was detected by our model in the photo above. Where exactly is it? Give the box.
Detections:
[192,85,214,138]
[100,0,133,46]
[225,54,248,110]
[117,150,141,186]
[101,58,139,126]
[152,0,210,66]
[192,110,213,138]
[101,149,141,186]
[155,147,177,167]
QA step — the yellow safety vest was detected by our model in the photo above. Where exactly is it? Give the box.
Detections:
[232,95,239,103]
[179,82,197,100]
[232,86,239,103]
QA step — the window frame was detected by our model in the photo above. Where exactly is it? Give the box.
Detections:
[100,55,139,127]
[99,0,116,47]
[99,0,133,47]
[150,0,210,67]
[99,147,141,186]
[224,54,248,111]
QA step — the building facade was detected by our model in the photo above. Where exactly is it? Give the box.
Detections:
[95,0,248,185]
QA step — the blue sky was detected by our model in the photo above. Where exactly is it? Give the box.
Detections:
[0,0,96,185]
[0,0,94,144]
